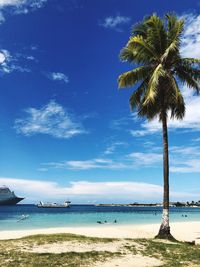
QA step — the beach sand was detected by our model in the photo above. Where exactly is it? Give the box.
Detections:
[0,222,199,267]
[0,221,199,243]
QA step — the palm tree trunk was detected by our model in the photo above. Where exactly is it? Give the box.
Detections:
[155,113,174,240]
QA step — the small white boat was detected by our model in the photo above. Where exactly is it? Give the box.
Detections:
[37,201,71,208]
[17,214,29,222]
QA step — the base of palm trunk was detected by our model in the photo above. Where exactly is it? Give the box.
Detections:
[155,225,176,241]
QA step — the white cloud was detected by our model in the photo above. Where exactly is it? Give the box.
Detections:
[0,10,5,23]
[170,146,200,156]
[0,49,12,73]
[15,52,37,62]
[112,145,200,173]
[37,167,48,172]
[0,0,24,7]
[104,141,127,155]
[0,0,47,17]
[128,152,162,166]
[0,177,162,201]
[45,158,128,170]
[43,142,200,173]
[130,130,151,137]
[169,146,200,173]
[26,55,35,60]
[180,13,200,58]
[48,72,69,84]
[0,177,198,202]
[0,0,21,6]
[99,15,130,31]
[111,113,138,130]
[0,49,31,74]
[143,141,155,147]
[30,45,38,50]
[14,100,87,139]
[170,160,200,173]
[43,150,163,171]
[0,50,6,63]
[192,137,200,142]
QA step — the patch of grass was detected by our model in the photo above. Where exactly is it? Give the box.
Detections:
[0,234,121,267]
[17,233,117,245]
[0,247,121,267]
[132,239,200,267]
[0,234,199,267]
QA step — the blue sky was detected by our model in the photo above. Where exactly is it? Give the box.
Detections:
[0,0,199,203]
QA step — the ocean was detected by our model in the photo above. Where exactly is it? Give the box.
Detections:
[0,205,199,231]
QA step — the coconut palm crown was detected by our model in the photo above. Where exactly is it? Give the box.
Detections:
[118,13,200,239]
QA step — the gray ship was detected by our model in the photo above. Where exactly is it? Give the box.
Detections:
[37,200,71,208]
[0,186,24,205]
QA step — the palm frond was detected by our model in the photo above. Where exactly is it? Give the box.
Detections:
[181,58,200,65]
[127,35,158,61]
[132,20,148,37]
[161,39,179,65]
[175,66,200,92]
[119,46,137,63]
[145,13,167,55]
[166,13,184,46]
[118,66,151,88]
[159,14,184,65]
[143,64,166,105]
[169,77,185,119]
[176,64,200,81]
[138,100,160,120]
[129,79,148,110]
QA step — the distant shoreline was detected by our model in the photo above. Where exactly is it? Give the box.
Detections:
[10,203,200,207]
[95,203,200,207]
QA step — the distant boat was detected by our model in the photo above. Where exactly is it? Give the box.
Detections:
[37,201,71,208]
[0,186,24,205]
[17,214,29,222]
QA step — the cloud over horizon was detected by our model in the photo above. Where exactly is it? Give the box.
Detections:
[0,177,198,203]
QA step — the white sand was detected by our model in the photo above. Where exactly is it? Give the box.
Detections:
[93,254,162,267]
[27,240,127,253]
[1,222,199,267]
[22,235,163,267]
[0,221,199,243]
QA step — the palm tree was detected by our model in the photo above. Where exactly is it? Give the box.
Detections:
[118,13,200,239]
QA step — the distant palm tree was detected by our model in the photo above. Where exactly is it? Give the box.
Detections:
[118,13,200,239]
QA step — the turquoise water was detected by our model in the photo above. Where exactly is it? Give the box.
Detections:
[0,205,199,231]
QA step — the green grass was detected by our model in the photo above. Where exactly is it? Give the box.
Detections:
[134,239,200,267]
[0,234,120,267]
[0,250,121,267]
[0,233,199,267]
[18,233,117,245]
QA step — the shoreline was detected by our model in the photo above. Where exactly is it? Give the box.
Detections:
[0,221,199,243]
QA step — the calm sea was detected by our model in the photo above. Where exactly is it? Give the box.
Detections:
[0,205,199,231]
